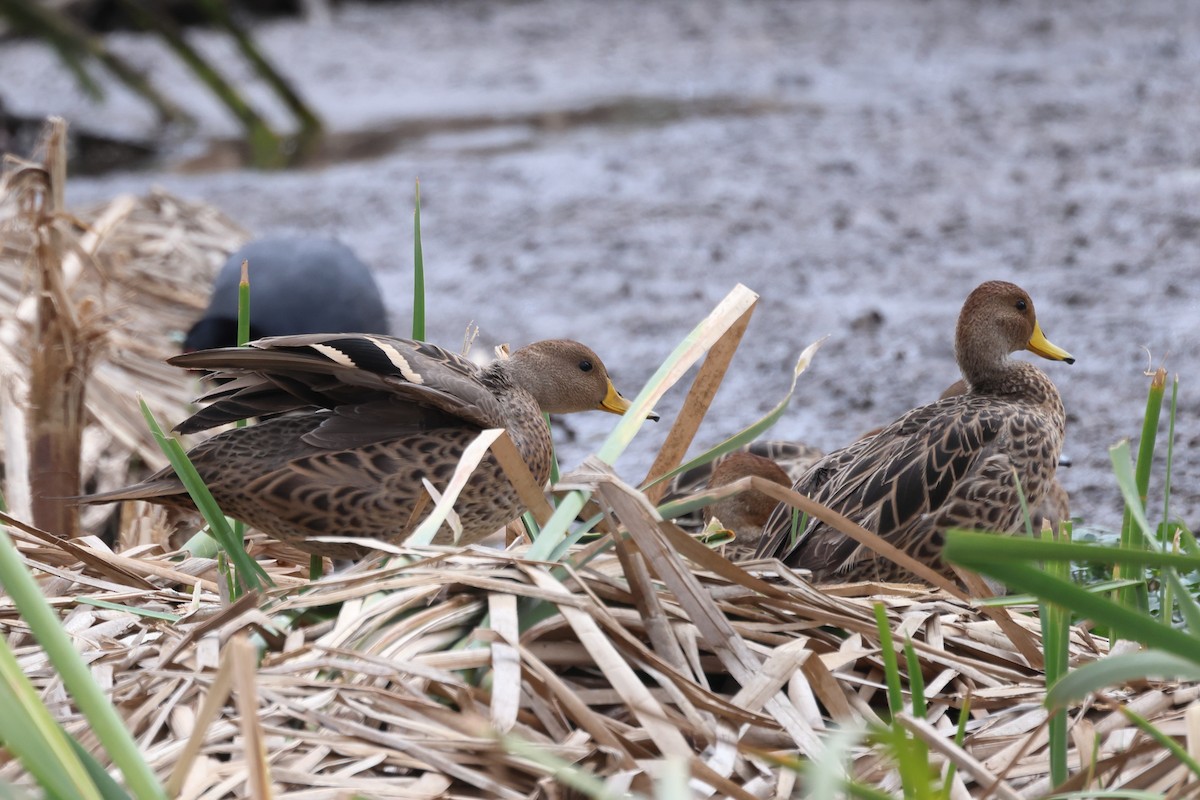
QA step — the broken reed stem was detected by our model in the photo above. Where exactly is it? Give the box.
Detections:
[27,118,89,537]
[639,303,754,504]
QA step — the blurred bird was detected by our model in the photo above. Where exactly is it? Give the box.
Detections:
[659,441,823,551]
[184,236,389,351]
[700,451,793,555]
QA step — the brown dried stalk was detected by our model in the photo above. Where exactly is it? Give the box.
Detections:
[20,119,98,537]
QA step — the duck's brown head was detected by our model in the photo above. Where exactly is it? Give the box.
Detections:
[954,281,1074,387]
[508,339,656,419]
[703,451,792,536]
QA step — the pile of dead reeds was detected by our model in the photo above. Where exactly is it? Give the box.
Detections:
[0,118,246,540]
[4,477,1196,798]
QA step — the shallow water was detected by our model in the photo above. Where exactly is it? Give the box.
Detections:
[3,0,1199,532]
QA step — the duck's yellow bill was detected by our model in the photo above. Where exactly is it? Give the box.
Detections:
[1026,322,1075,364]
[598,382,660,421]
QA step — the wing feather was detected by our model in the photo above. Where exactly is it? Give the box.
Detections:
[169,334,506,434]
[760,395,1007,574]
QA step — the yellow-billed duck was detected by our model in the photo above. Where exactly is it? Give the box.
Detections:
[83,334,645,558]
[757,280,1073,583]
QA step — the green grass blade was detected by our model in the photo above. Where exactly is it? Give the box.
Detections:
[236,259,250,347]
[0,524,165,798]
[138,397,269,592]
[790,509,806,549]
[871,604,905,717]
[942,531,1200,571]
[1046,650,1200,710]
[73,598,181,622]
[893,633,934,799]
[1161,374,1178,535]
[1041,528,1070,787]
[65,736,133,800]
[942,549,1200,663]
[1118,703,1200,778]
[903,638,926,718]
[975,578,1143,607]
[1112,371,1164,618]
[519,510,541,541]
[412,179,425,341]
[543,413,561,487]
[872,724,933,800]
[547,513,606,563]
[1124,368,1165,549]
[0,632,103,799]
[1164,568,1200,634]
[1109,440,1158,551]
[1178,523,1199,557]
[234,263,251,550]
[1158,375,1179,615]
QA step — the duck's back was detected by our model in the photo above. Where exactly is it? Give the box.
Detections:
[761,364,1066,582]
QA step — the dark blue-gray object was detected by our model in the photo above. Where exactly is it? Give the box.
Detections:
[184,237,390,351]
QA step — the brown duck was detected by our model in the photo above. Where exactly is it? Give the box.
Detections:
[756,281,1074,583]
[701,451,794,554]
[83,334,645,558]
[660,442,820,552]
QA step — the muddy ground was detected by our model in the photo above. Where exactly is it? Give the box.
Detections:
[3,0,1199,533]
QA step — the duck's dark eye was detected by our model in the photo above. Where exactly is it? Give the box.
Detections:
[579,359,593,373]
[1015,299,1027,312]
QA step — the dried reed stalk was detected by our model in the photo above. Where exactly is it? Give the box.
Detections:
[1,126,247,545]
[22,118,100,537]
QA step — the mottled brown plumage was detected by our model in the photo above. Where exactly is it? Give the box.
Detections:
[659,440,822,536]
[939,378,1071,532]
[757,281,1074,583]
[83,334,642,557]
[701,452,793,554]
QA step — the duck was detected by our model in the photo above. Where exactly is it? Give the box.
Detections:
[659,441,822,545]
[756,280,1074,583]
[82,334,645,558]
[699,451,794,555]
[183,237,389,351]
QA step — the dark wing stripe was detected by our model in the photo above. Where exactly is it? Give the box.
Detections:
[890,461,928,531]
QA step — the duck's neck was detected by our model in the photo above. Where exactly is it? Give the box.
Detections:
[963,358,1061,409]
[482,360,554,481]
[956,331,1010,389]
[959,355,1016,394]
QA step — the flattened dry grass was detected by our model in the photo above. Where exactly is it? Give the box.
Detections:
[5,490,1200,797]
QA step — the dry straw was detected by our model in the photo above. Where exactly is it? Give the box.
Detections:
[5,511,1199,797]
[0,118,247,545]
